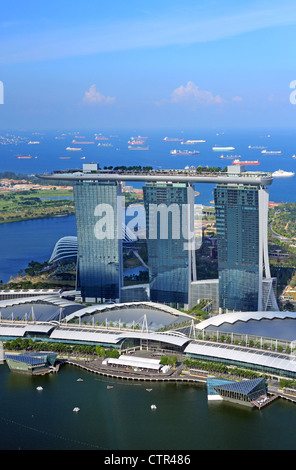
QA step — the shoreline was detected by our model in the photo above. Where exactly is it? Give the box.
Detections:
[0,211,75,225]
[65,358,207,384]
[65,359,294,410]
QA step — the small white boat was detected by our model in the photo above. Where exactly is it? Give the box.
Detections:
[36,386,43,391]
[73,407,80,412]
[150,404,157,410]
[146,388,152,392]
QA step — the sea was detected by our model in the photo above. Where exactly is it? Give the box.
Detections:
[1,126,295,205]
[1,127,296,451]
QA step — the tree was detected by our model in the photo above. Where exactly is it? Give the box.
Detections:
[96,345,105,357]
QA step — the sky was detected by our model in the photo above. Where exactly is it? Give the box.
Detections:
[0,0,296,130]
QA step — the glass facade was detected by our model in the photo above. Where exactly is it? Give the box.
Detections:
[74,181,122,302]
[208,377,267,403]
[214,184,262,311]
[143,182,195,306]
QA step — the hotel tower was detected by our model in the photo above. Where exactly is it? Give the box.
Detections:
[214,182,278,312]
[74,178,123,302]
[143,182,196,309]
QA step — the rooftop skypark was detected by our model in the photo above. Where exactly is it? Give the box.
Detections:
[38,163,273,187]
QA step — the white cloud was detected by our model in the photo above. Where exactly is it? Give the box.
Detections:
[83,84,115,105]
[170,81,224,106]
[232,96,243,102]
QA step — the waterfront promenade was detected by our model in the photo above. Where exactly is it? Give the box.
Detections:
[65,356,203,384]
[64,356,296,409]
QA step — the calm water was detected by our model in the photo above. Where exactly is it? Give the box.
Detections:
[0,216,77,283]
[0,362,296,451]
[2,127,296,205]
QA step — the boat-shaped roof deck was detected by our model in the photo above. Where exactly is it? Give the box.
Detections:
[38,168,273,186]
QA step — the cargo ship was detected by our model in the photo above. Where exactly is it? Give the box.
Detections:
[181,140,206,144]
[163,137,184,141]
[16,155,32,159]
[212,146,235,151]
[128,146,149,150]
[72,140,94,144]
[232,159,260,165]
[248,145,266,149]
[170,149,200,156]
[261,150,282,155]
[66,147,82,151]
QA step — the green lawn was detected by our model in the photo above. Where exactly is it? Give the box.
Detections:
[0,188,74,223]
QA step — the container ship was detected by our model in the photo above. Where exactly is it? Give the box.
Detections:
[170,149,200,156]
[232,159,260,165]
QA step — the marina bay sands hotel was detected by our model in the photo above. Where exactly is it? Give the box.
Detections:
[40,163,278,313]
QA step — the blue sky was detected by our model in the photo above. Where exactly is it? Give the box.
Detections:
[1,0,296,130]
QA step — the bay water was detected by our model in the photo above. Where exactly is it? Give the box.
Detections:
[1,362,296,451]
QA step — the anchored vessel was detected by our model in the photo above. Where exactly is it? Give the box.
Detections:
[272,169,295,177]
[212,146,235,151]
[232,159,259,165]
[170,149,200,156]
[261,150,282,155]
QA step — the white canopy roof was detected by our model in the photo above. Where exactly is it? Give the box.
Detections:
[185,341,296,374]
[106,355,162,370]
[196,311,296,330]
